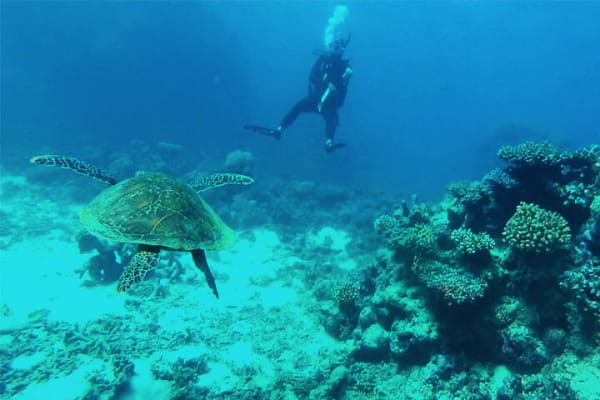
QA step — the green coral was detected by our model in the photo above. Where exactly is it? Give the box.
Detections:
[502,202,571,253]
[334,282,360,314]
[412,259,487,305]
[591,196,600,215]
[373,214,398,236]
[407,223,437,250]
[497,142,562,166]
[451,228,495,254]
[448,181,489,205]
[374,215,438,256]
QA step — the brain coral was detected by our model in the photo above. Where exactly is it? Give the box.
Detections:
[502,202,571,253]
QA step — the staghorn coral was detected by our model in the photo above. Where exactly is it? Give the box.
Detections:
[450,228,495,255]
[498,142,563,167]
[502,202,571,254]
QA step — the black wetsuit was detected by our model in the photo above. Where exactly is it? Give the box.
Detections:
[279,53,351,141]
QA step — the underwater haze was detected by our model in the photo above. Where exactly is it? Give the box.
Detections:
[2,2,600,400]
[3,1,599,199]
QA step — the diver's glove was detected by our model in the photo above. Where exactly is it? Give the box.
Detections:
[318,83,336,112]
[343,67,352,80]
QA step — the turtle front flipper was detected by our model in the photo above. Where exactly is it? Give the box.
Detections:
[192,249,219,298]
[117,245,160,292]
[190,173,254,192]
[30,154,117,185]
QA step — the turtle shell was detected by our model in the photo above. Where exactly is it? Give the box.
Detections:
[80,173,234,251]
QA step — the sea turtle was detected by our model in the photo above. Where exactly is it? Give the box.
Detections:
[30,154,254,298]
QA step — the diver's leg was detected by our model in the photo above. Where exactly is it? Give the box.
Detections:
[323,110,339,151]
[191,249,219,298]
[279,97,319,134]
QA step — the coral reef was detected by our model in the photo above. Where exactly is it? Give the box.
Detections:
[3,140,599,400]
[367,141,600,397]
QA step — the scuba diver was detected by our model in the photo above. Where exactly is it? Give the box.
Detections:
[245,36,352,153]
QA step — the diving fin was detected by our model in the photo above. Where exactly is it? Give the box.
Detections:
[244,125,281,140]
[325,142,348,153]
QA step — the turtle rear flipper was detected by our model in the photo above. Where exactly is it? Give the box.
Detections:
[117,246,160,292]
[30,154,117,185]
[192,249,219,298]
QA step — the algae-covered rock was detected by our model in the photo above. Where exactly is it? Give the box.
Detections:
[225,150,255,176]
[353,324,390,361]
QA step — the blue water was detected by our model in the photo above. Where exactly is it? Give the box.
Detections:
[2,1,599,198]
[2,4,600,399]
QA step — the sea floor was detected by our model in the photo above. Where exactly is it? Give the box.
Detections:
[1,171,599,400]
[0,172,355,400]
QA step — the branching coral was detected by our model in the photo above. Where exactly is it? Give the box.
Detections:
[412,259,487,305]
[451,228,495,255]
[334,282,360,314]
[502,202,571,253]
[402,224,438,253]
[556,182,594,208]
[373,214,398,237]
[448,181,490,206]
[561,261,600,318]
[374,214,438,256]
[591,196,600,215]
[483,168,518,190]
[498,142,563,167]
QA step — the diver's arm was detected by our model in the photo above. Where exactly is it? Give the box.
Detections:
[333,63,351,108]
[308,56,326,97]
